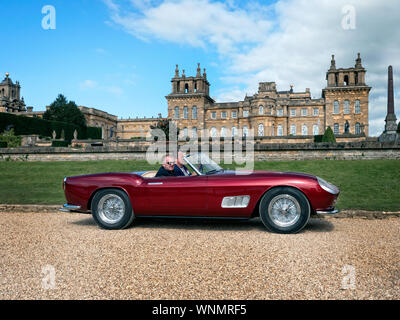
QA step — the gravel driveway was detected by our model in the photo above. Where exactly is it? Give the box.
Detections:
[0,210,399,300]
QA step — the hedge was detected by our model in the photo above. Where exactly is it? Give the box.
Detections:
[0,113,102,143]
[51,140,69,147]
[0,141,7,148]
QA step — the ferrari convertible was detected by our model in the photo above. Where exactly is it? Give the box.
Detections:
[60,152,339,234]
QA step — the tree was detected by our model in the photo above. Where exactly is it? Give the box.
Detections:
[321,126,336,143]
[150,120,180,141]
[43,94,86,128]
[397,121,400,133]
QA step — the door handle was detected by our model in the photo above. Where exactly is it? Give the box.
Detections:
[148,182,163,185]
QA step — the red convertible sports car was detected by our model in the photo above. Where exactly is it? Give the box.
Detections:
[61,152,339,234]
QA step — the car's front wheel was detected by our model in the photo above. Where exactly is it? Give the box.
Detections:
[259,187,310,234]
[91,188,135,230]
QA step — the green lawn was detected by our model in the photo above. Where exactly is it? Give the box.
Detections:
[0,160,399,211]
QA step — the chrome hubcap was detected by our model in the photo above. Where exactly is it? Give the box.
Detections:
[97,194,125,224]
[268,194,301,227]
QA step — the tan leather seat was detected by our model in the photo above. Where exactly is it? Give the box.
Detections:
[141,170,158,178]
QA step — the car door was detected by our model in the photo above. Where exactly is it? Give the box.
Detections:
[140,174,208,216]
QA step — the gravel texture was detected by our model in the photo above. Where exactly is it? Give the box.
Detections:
[0,210,399,300]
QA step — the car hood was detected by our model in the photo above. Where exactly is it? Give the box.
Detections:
[213,169,317,180]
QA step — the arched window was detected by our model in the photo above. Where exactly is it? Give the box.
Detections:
[174,106,179,119]
[290,124,296,135]
[355,122,361,135]
[258,123,264,136]
[277,125,283,136]
[271,124,274,136]
[302,124,308,136]
[344,100,350,114]
[334,123,339,135]
[185,83,189,93]
[231,126,237,137]
[313,124,319,135]
[344,75,349,86]
[210,127,217,138]
[182,127,188,138]
[355,100,360,114]
[259,105,264,115]
[243,126,248,137]
[333,100,339,114]
[183,106,188,119]
[192,106,197,119]
[192,127,197,138]
[221,127,226,138]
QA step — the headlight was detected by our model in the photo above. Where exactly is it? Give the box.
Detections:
[317,177,339,194]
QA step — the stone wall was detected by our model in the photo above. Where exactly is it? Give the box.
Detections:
[1,141,399,162]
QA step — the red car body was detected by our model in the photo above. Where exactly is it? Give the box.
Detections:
[63,170,338,218]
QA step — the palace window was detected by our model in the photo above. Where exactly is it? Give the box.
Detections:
[277,109,283,116]
[355,100,361,114]
[290,109,296,117]
[334,123,339,135]
[333,100,339,114]
[192,127,197,138]
[231,126,238,137]
[174,106,179,119]
[221,127,226,138]
[232,111,237,119]
[301,108,308,116]
[243,110,249,117]
[192,106,197,119]
[211,111,216,119]
[290,124,296,135]
[259,105,264,115]
[355,122,361,135]
[313,124,319,135]
[184,106,188,119]
[243,126,248,137]
[302,124,308,136]
[277,125,283,136]
[182,127,188,138]
[258,123,264,136]
[344,100,350,114]
[210,127,217,138]
[313,108,319,116]
[221,111,227,119]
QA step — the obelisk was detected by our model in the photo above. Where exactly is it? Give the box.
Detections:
[379,66,399,141]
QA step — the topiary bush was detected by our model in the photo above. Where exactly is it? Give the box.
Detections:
[322,126,336,143]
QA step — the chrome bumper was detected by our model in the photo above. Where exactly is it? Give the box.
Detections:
[59,204,81,212]
[316,208,340,215]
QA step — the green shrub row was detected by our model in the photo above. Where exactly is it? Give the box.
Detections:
[0,113,102,143]
[51,140,69,147]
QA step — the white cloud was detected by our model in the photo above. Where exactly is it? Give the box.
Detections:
[79,80,98,90]
[104,0,400,136]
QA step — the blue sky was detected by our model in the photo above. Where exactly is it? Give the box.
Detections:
[1,0,399,135]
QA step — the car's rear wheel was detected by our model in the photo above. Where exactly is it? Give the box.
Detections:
[91,189,135,230]
[259,187,310,234]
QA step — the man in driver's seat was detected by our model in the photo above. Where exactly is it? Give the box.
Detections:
[155,154,177,177]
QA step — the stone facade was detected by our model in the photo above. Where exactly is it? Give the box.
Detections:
[155,54,370,141]
[117,116,166,139]
[2,54,371,143]
[0,73,27,113]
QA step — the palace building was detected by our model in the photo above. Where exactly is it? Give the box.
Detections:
[160,53,370,140]
[1,53,370,142]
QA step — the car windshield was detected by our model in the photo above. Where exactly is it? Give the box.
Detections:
[184,153,223,175]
